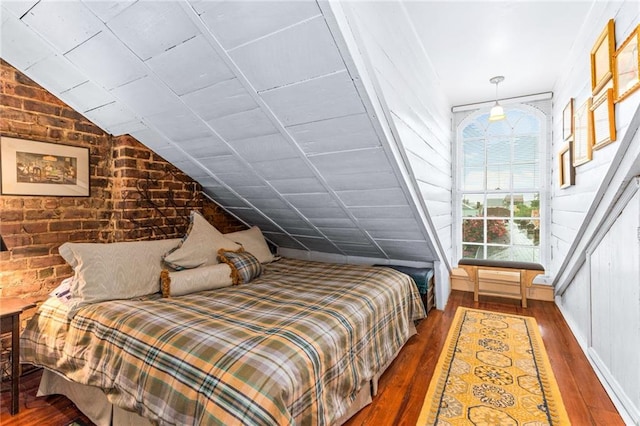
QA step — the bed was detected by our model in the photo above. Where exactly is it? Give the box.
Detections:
[21,255,426,425]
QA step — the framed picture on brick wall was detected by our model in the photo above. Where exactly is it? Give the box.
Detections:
[0,137,90,196]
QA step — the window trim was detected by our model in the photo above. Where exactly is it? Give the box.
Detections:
[453,102,550,268]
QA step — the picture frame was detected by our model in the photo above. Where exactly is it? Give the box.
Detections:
[613,24,639,103]
[573,98,592,167]
[591,19,615,96]
[559,142,575,189]
[590,88,616,150]
[563,98,574,141]
[0,136,90,196]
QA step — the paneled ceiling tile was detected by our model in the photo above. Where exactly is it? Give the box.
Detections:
[175,135,230,158]
[284,193,337,209]
[2,1,38,18]
[146,35,233,96]
[284,227,322,238]
[145,109,211,142]
[234,186,279,200]
[227,133,298,162]
[341,247,385,257]
[249,198,290,211]
[216,172,264,187]
[197,177,223,188]
[268,177,326,194]
[83,101,136,128]
[261,208,306,221]
[261,71,362,126]
[24,55,86,93]
[350,205,415,220]
[375,240,434,261]
[272,218,313,229]
[106,1,199,60]
[324,171,399,191]
[153,147,191,165]
[21,1,103,53]
[203,186,237,200]
[198,155,245,175]
[82,0,136,23]
[309,218,357,228]
[337,188,408,207]
[293,237,342,254]
[251,158,315,180]
[261,232,306,250]
[229,16,343,92]
[129,127,174,153]
[207,108,277,141]
[174,161,210,179]
[288,113,380,155]
[357,218,421,232]
[212,196,251,209]
[181,78,256,121]
[195,0,321,50]
[296,206,349,220]
[110,75,182,116]
[64,30,147,90]
[105,120,148,137]
[0,16,52,70]
[368,228,424,241]
[317,228,368,243]
[60,80,115,113]
[309,147,392,176]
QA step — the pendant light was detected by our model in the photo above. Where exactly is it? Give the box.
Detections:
[489,76,506,121]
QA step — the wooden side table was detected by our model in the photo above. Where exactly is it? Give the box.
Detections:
[1,298,36,415]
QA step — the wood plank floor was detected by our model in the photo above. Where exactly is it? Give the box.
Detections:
[0,290,624,425]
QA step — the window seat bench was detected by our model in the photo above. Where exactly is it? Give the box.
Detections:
[457,259,544,308]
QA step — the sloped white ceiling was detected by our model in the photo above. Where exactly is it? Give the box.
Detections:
[1,0,439,263]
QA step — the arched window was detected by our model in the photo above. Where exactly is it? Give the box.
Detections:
[456,105,547,264]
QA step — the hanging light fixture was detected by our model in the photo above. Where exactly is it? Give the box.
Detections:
[488,76,506,121]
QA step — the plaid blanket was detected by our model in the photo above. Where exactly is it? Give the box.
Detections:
[21,258,426,425]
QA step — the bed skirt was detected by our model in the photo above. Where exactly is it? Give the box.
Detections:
[37,323,416,426]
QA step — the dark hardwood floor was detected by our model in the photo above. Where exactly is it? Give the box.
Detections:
[0,290,624,425]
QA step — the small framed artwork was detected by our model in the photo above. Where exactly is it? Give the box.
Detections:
[573,98,592,167]
[613,24,639,103]
[591,19,615,96]
[590,88,616,150]
[559,143,575,189]
[563,98,574,141]
[0,136,90,196]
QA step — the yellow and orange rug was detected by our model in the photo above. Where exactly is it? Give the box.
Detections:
[417,307,570,425]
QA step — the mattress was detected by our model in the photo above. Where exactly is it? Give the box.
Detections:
[21,258,426,425]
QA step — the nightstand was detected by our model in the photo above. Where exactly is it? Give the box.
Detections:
[0,298,36,415]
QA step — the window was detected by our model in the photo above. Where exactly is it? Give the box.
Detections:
[456,107,546,263]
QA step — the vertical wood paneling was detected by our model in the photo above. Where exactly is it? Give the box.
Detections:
[589,191,640,422]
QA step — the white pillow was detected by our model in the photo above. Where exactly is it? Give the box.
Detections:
[164,263,233,296]
[59,238,181,316]
[163,211,241,270]
[223,226,275,264]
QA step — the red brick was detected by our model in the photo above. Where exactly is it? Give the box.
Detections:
[38,115,71,128]
[24,99,61,115]
[49,221,82,232]
[0,210,23,221]
[24,209,60,220]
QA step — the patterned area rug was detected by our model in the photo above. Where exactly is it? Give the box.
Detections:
[417,307,570,425]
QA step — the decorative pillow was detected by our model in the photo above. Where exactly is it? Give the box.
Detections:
[58,238,182,316]
[160,263,234,297]
[163,211,241,270]
[217,249,263,285]
[223,226,275,264]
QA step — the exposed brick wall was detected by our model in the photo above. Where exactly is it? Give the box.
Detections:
[0,59,245,301]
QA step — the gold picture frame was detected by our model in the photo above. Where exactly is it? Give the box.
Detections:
[590,88,616,150]
[573,98,592,167]
[559,142,575,189]
[0,136,90,196]
[563,98,574,141]
[591,19,615,96]
[613,24,639,103]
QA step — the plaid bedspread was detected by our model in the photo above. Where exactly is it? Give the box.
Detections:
[21,258,426,425]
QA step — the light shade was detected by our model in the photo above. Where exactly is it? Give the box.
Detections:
[489,102,505,121]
